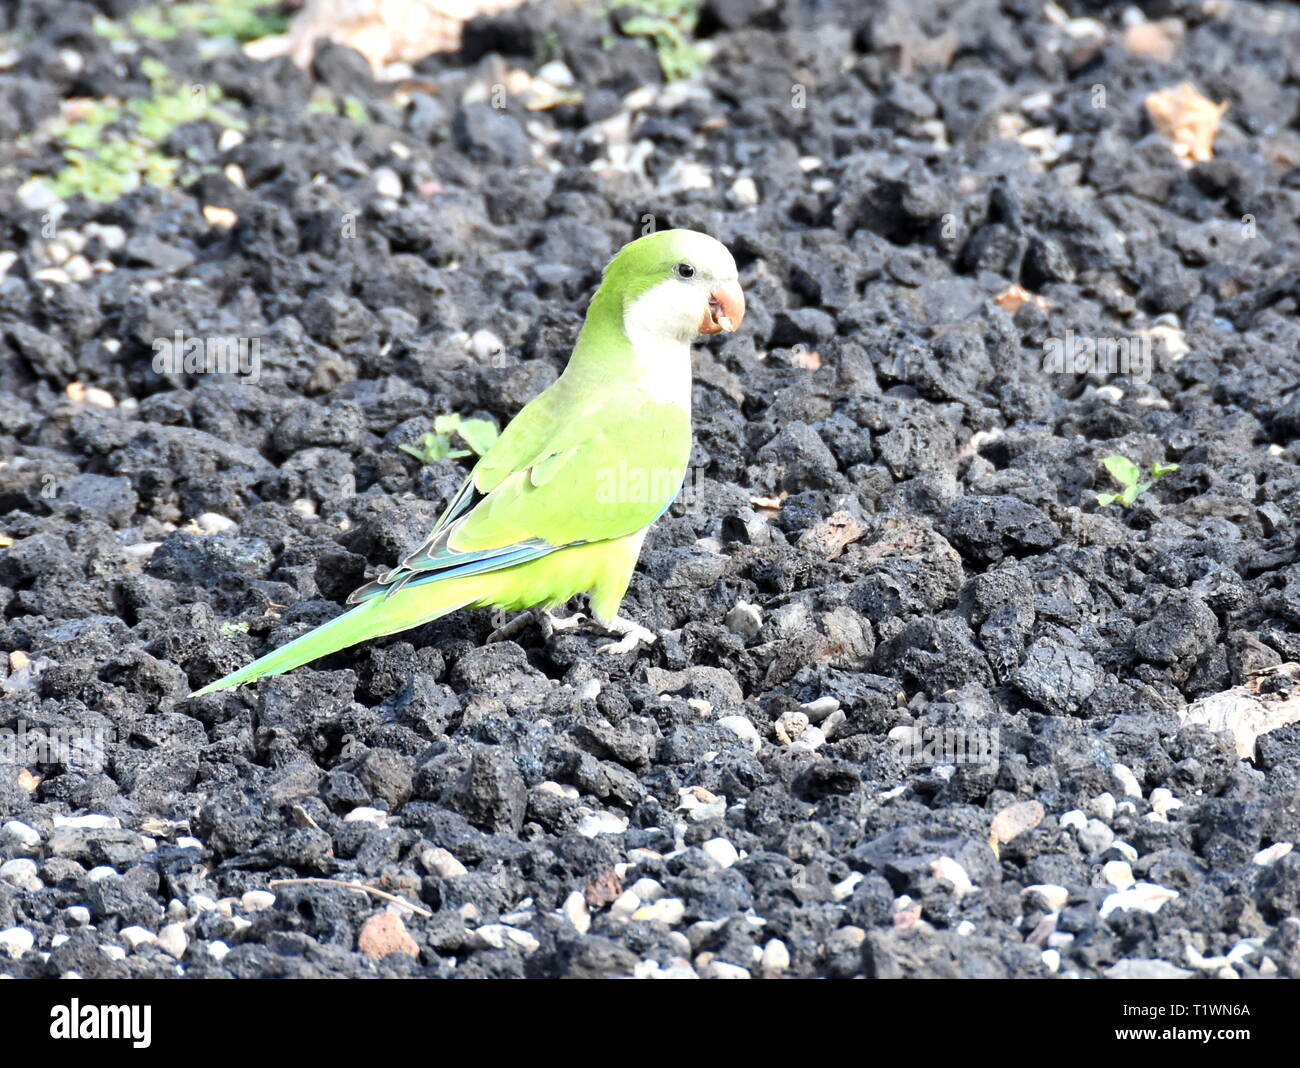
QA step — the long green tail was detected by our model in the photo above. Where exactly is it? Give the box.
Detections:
[192,583,474,696]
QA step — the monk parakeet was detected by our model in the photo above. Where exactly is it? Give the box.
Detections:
[193,228,744,695]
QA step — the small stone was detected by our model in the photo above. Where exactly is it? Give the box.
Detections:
[609,890,641,922]
[190,894,218,913]
[1112,763,1142,798]
[705,959,751,979]
[1110,840,1138,863]
[420,847,468,878]
[1023,884,1069,912]
[717,715,761,754]
[1106,958,1194,980]
[202,205,238,229]
[0,858,42,891]
[373,167,403,199]
[474,925,540,954]
[240,890,276,912]
[576,811,628,837]
[1041,948,1061,972]
[1252,842,1293,865]
[626,878,665,903]
[1078,818,1115,854]
[0,927,34,957]
[631,898,686,925]
[929,857,974,899]
[208,941,230,962]
[1088,792,1117,822]
[832,873,864,901]
[468,329,503,362]
[990,800,1045,846]
[562,891,590,934]
[1102,860,1135,890]
[357,911,419,959]
[724,601,762,636]
[195,512,237,534]
[65,906,91,926]
[1149,788,1183,816]
[1100,882,1179,918]
[729,176,759,207]
[218,128,244,152]
[157,923,187,960]
[676,787,726,822]
[701,838,739,868]
[120,926,157,950]
[344,806,388,826]
[1060,809,1087,832]
[774,710,809,746]
[53,814,120,830]
[760,939,790,972]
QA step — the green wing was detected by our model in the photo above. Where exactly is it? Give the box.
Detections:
[348,391,690,603]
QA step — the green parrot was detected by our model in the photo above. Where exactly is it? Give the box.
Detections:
[193,228,744,695]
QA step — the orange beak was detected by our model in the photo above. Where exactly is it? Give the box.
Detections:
[698,279,745,335]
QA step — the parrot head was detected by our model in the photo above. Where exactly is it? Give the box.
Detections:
[602,228,746,346]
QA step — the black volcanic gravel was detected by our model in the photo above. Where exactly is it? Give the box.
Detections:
[1,0,1300,979]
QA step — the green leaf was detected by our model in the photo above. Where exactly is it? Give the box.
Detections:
[456,418,499,457]
[1099,454,1140,489]
[1095,493,1119,508]
[1150,462,1179,479]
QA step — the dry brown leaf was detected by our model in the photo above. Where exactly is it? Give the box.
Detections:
[1145,82,1228,164]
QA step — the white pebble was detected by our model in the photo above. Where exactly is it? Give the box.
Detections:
[240,890,276,913]
[723,601,762,636]
[119,926,156,950]
[344,806,387,826]
[609,891,641,922]
[474,925,539,954]
[1111,763,1142,798]
[1252,842,1293,866]
[561,891,590,935]
[632,898,686,925]
[53,814,120,830]
[704,959,750,979]
[1089,792,1117,822]
[65,906,91,926]
[373,167,403,200]
[208,940,231,962]
[1059,809,1087,832]
[626,878,665,903]
[1023,884,1069,912]
[576,811,628,837]
[1041,948,1061,972]
[729,176,759,207]
[716,715,760,754]
[0,927,34,957]
[1149,788,1183,816]
[1,820,41,849]
[702,838,739,868]
[420,847,467,878]
[1100,882,1179,918]
[1102,860,1135,890]
[99,945,127,962]
[930,857,975,899]
[0,858,42,891]
[156,924,187,960]
[761,938,790,971]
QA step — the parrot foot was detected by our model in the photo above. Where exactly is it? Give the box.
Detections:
[596,615,658,655]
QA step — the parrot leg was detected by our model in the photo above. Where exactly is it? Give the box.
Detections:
[488,608,587,644]
[596,615,658,655]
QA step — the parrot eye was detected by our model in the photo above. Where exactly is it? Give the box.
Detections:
[674,262,696,279]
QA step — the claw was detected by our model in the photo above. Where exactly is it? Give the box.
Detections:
[596,616,657,655]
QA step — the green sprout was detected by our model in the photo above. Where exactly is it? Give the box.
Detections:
[122,0,289,43]
[1095,455,1179,508]
[400,415,499,464]
[603,0,705,81]
[42,57,243,202]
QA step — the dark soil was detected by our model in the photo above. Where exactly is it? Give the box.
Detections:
[1,0,1299,979]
